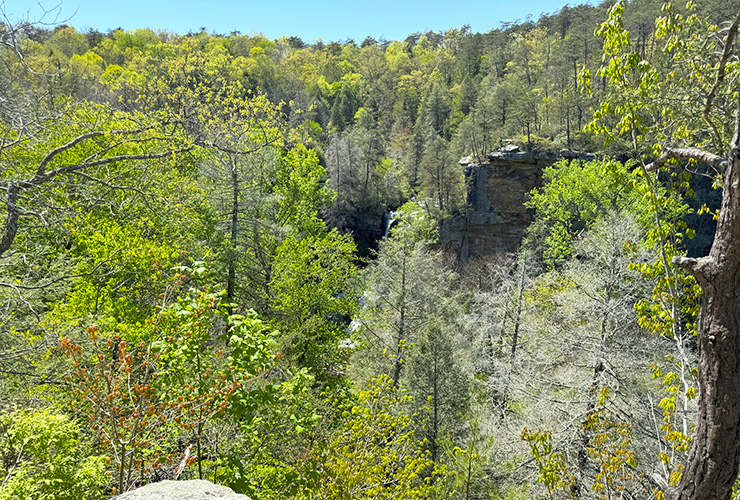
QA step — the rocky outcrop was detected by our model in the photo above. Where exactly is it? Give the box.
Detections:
[440,146,597,261]
[113,480,251,500]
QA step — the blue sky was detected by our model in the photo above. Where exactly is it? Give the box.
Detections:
[3,0,593,43]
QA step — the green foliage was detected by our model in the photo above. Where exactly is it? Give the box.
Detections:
[584,0,736,155]
[418,136,465,217]
[154,275,279,481]
[270,230,358,385]
[215,366,317,499]
[59,266,301,492]
[50,215,183,336]
[3,5,735,499]
[584,388,641,500]
[626,166,701,341]
[355,202,446,385]
[433,413,496,500]
[390,201,440,244]
[407,319,470,460]
[275,144,335,236]
[589,14,740,495]
[582,9,709,493]
[522,389,646,500]
[525,159,636,265]
[355,203,471,470]
[298,376,448,499]
[0,410,107,500]
[649,362,694,488]
[521,428,574,498]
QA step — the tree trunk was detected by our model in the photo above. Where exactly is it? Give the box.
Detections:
[227,157,239,311]
[510,258,526,362]
[0,183,20,258]
[668,97,740,500]
[392,253,408,387]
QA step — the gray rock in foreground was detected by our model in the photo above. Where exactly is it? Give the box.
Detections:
[113,480,251,500]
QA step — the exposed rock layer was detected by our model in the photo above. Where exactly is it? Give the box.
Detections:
[441,148,597,261]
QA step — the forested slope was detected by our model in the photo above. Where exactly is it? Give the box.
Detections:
[0,0,739,498]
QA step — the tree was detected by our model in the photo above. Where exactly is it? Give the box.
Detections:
[274,145,336,237]
[524,158,636,266]
[0,102,194,260]
[270,230,358,386]
[297,376,447,499]
[587,3,740,498]
[354,203,473,464]
[418,135,465,217]
[0,410,107,500]
[0,20,293,395]
[406,318,470,462]
[354,203,449,387]
[60,267,295,493]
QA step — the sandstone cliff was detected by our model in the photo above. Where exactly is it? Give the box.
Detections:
[440,146,597,261]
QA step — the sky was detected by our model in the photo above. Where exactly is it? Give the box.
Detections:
[2,0,593,43]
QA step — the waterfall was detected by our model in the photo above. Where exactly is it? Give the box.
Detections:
[382,211,399,238]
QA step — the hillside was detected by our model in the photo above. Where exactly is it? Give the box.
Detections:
[1,1,740,499]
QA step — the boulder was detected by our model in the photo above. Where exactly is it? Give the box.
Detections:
[113,480,251,500]
[458,155,474,166]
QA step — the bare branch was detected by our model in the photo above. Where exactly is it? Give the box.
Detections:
[703,8,740,150]
[0,1,75,76]
[35,127,156,178]
[23,146,194,187]
[71,170,150,196]
[644,147,728,173]
[0,366,64,385]
[194,137,277,156]
[0,265,117,291]
[0,145,193,258]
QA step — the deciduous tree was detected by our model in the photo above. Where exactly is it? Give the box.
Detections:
[587,3,740,498]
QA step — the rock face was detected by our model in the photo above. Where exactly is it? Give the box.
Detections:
[113,480,251,500]
[440,146,597,261]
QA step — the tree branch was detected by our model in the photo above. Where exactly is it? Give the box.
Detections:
[194,137,277,156]
[0,146,193,258]
[0,183,20,258]
[0,257,119,291]
[34,127,156,179]
[703,8,740,150]
[23,146,194,187]
[644,147,728,173]
[72,171,150,196]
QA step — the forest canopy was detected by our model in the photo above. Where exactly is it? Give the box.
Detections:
[1,0,739,499]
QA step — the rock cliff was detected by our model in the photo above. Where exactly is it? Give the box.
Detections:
[440,146,597,261]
